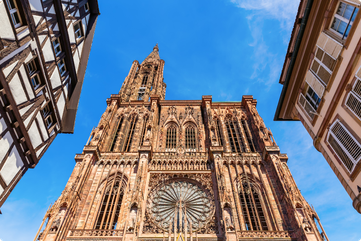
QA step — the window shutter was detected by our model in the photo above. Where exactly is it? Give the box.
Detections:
[316,32,342,59]
[346,78,361,120]
[328,120,361,173]
[306,71,325,97]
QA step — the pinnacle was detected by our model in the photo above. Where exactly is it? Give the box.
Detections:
[143,44,160,63]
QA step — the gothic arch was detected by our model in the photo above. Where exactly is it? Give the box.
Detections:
[165,122,178,150]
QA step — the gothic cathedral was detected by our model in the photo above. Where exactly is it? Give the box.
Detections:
[35,46,328,241]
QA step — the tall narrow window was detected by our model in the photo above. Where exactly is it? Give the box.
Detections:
[185,126,196,149]
[327,120,361,173]
[26,58,42,90]
[95,176,127,230]
[52,38,62,57]
[110,117,124,152]
[216,119,223,146]
[74,21,84,39]
[123,115,137,152]
[166,125,177,149]
[58,59,66,76]
[139,116,149,146]
[310,47,336,86]
[141,75,148,87]
[239,182,268,231]
[330,1,358,39]
[241,119,255,152]
[225,119,245,152]
[5,0,22,28]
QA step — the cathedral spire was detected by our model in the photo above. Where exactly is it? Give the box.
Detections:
[119,45,166,102]
[143,44,160,63]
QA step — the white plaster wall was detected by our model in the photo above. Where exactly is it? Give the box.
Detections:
[0,3,15,40]
[36,144,46,158]
[17,28,30,40]
[82,18,87,33]
[50,67,62,89]
[73,51,80,73]
[9,73,27,105]
[36,112,49,141]
[64,83,69,99]
[3,61,18,78]
[57,93,66,120]
[0,146,23,185]
[0,117,6,134]
[19,103,33,116]
[28,121,42,149]
[43,38,55,62]
[68,22,76,44]
[0,132,13,164]
[29,0,43,11]
[19,65,35,99]
[33,15,42,27]
[53,23,59,32]
[0,185,3,196]
[78,41,84,58]
[49,5,55,14]
[86,14,90,27]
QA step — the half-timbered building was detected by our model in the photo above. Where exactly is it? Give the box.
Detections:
[0,0,100,208]
[35,46,328,241]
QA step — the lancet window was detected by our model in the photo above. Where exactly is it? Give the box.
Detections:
[239,182,268,231]
[95,175,127,230]
[225,118,246,152]
[110,117,124,152]
[141,75,148,87]
[123,115,137,152]
[185,125,196,149]
[139,115,149,147]
[241,119,256,152]
[216,119,223,146]
[166,124,177,149]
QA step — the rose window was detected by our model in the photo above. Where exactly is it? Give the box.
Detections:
[148,180,214,231]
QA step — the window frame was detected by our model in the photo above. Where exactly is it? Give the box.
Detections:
[52,37,62,57]
[329,1,359,40]
[5,0,22,28]
[58,58,66,76]
[310,46,337,86]
[73,21,84,40]
[345,76,361,121]
[26,59,42,91]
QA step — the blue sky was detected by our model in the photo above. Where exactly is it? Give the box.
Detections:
[1,0,361,240]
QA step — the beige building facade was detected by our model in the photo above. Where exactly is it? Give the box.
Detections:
[0,0,99,208]
[34,47,328,241]
[275,0,361,213]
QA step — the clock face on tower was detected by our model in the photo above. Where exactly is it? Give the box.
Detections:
[147,179,214,231]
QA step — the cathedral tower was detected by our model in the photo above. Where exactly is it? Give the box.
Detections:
[35,46,328,241]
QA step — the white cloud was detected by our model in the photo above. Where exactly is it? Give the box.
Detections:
[230,0,300,29]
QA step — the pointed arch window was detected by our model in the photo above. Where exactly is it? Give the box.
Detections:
[139,115,149,147]
[215,119,223,146]
[123,115,137,152]
[95,175,127,230]
[141,75,148,87]
[110,117,124,152]
[239,182,268,231]
[225,118,245,152]
[185,125,196,149]
[166,125,177,149]
[241,119,256,152]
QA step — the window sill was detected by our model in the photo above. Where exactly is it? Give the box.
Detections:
[34,85,46,96]
[15,25,28,34]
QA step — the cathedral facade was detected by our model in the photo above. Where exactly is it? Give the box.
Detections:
[35,46,328,241]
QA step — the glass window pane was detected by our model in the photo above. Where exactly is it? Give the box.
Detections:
[352,8,358,22]
[322,54,336,71]
[12,12,21,25]
[343,4,354,20]
[331,18,341,33]
[8,0,16,9]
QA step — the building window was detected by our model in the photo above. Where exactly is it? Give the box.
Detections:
[241,119,256,152]
[166,125,177,149]
[346,77,361,121]
[141,75,148,87]
[215,119,223,146]
[139,115,149,147]
[330,1,358,39]
[58,59,66,76]
[26,59,42,90]
[239,182,268,231]
[327,120,361,173]
[42,103,55,129]
[225,118,245,153]
[123,115,137,152]
[110,117,124,152]
[95,176,127,230]
[52,38,62,56]
[84,2,89,12]
[137,87,145,100]
[299,85,321,121]
[311,47,336,86]
[74,22,84,39]
[185,126,196,149]
[5,0,22,28]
